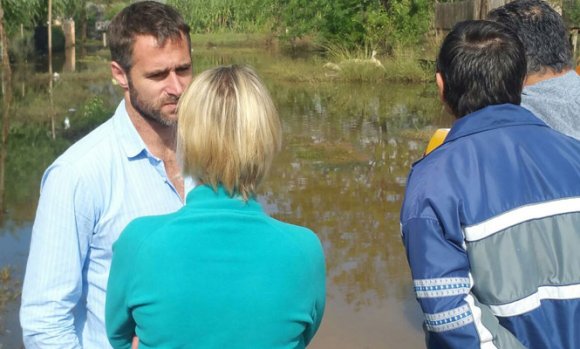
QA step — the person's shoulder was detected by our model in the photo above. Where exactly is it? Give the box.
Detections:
[407,145,456,186]
[271,220,326,270]
[114,213,176,252]
[53,116,118,167]
[39,117,118,191]
[267,218,323,248]
[401,143,465,219]
[524,71,580,94]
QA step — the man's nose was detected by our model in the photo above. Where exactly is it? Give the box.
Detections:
[166,72,185,97]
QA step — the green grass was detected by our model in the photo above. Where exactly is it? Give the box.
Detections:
[322,44,432,83]
[189,33,433,83]
[190,32,273,49]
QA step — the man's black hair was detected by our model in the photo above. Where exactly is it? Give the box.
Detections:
[436,20,527,118]
[487,0,572,74]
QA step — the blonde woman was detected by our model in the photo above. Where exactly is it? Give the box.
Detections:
[105,65,326,349]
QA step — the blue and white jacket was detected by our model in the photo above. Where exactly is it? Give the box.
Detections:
[401,104,580,349]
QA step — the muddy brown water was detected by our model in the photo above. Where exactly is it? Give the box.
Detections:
[0,47,453,348]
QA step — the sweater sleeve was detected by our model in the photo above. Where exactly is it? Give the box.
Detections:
[402,217,525,349]
[105,223,139,349]
[303,234,326,346]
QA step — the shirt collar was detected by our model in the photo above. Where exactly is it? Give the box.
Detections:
[444,104,548,144]
[112,100,149,159]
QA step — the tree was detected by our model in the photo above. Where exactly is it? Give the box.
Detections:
[1,0,43,35]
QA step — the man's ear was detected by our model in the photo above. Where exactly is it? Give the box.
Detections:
[111,61,129,89]
[436,72,445,103]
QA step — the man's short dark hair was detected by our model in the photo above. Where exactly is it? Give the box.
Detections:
[108,1,191,73]
[487,0,572,74]
[436,20,527,118]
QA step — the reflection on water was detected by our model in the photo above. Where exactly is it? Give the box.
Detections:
[259,80,450,348]
[64,46,76,73]
[0,48,453,348]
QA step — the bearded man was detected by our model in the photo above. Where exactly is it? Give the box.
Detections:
[20,2,194,348]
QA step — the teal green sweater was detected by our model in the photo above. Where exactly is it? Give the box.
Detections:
[105,185,326,349]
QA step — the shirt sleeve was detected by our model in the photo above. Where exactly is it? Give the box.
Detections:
[105,224,138,349]
[20,164,95,349]
[303,234,326,346]
[402,217,525,349]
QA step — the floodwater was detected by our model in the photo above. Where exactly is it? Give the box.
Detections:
[0,45,453,348]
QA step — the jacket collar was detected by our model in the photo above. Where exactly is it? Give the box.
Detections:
[445,104,548,144]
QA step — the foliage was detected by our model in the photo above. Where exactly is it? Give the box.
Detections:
[169,0,431,49]
[168,0,278,33]
[0,0,73,33]
[277,0,373,48]
[1,0,43,35]
[275,0,323,43]
[383,0,432,46]
[0,0,432,51]
[64,96,112,142]
[278,0,432,49]
[564,0,580,27]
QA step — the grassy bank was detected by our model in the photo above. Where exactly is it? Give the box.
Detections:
[190,33,435,83]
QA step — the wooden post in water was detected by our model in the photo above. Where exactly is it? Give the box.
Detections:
[0,1,13,219]
[63,19,75,48]
[48,0,52,64]
[64,19,76,72]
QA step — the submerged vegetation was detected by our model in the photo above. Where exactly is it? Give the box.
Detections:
[0,267,19,314]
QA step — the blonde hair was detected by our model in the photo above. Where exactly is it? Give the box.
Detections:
[177,65,282,201]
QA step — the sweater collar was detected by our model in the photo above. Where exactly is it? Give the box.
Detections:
[185,184,263,212]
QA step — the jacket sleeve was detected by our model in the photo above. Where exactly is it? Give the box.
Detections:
[20,164,93,349]
[105,225,137,349]
[402,217,525,349]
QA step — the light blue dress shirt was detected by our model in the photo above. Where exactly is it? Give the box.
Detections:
[20,101,190,349]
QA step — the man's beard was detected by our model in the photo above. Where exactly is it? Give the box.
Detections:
[128,78,178,127]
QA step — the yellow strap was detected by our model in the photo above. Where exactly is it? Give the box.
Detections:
[424,128,450,156]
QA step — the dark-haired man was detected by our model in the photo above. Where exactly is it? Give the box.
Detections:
[20,2,193,348]
[488,0,580,139]
[401,20,580,348]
